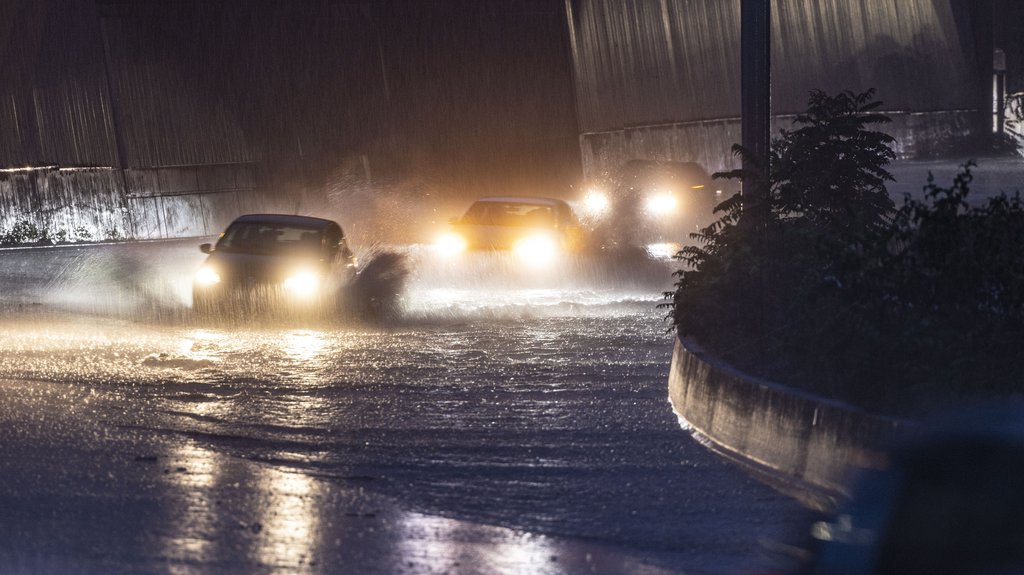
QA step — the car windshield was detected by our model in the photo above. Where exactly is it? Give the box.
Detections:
[460,202,555,227]
[216,222,324,254]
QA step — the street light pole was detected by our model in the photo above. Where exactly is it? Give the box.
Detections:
[741,0,771,220]
[995,48,1007,134]
[740,0,772,354]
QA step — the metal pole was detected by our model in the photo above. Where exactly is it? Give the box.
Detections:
[741,0,771,216]
[740,0,772,353]
[995,48,1007,134]
[972,0,995,135]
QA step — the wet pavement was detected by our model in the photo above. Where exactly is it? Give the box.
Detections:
[0,241,810,574]
[0,377,701,575]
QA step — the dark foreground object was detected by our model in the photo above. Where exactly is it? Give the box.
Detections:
[802,406,1024,575]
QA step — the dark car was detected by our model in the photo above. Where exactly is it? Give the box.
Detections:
[580,160,725,255]
[192,214,356,316]
[800,405,1024,575]
[434,196,585,268]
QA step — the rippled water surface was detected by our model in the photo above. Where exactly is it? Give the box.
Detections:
[0,242,807,574]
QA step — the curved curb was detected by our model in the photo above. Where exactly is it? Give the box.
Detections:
[668,337,909,509]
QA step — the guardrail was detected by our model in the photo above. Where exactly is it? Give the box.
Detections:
[668,336,909,509]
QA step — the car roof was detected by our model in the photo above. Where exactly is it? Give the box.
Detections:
[230,214,338,229]
[471,196,569,207]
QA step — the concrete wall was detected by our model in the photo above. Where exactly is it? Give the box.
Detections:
[0,162,331,241]
[2,1,581,242]
[668,337,909,508]
[567,0,980,133]
[0,168,130,240]
[568,0,989,181]
[124,164,267,240]
[580,110,977,181]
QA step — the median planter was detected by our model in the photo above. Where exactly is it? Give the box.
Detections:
[668,336,909,509]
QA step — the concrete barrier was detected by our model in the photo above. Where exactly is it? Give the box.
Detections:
[668,337,909,508]
[580,109,975,182]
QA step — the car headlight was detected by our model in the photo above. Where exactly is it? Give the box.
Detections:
[513,234,558,267]
[645,193,678,217]
[283,270,320,296]
[435,232,467,257]
[582,189,610,217]
[195,266,221,286]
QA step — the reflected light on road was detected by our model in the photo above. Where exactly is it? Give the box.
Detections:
[255,468,320,570]
[172,441,219,489]
[281,330,329,362]
[275,330,333,427]
[184,328,229,364]
[162,442,221,564]
[397,513,459,570]
[397,512,563,575]
[484,532,559,574]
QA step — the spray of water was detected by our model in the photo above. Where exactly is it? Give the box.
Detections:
[0,223,675,328]
[400,243,674,323]
[0,241,199,324]
[340,248,412,323]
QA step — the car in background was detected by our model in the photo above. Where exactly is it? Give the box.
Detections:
[193,214,357,316]
[578,160,728,258]
[434,196,585,268]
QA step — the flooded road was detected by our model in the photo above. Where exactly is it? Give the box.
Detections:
[0,242,807,574]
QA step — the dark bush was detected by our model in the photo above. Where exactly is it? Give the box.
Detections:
[666,89,1024,414]
[869,165,1024,404]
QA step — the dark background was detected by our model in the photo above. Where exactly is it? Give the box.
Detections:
[1,0,1020,240]
[1,0,581,198]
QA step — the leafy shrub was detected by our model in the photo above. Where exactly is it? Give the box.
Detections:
[0,220,42,246]
[1007,92,1024,153]
[0,220,96,246]
[869,164,1024,403]
[666,89,1024,414]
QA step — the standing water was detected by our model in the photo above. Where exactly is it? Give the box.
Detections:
[0,240,807,574]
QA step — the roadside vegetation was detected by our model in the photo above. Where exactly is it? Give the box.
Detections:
[0,219,98,246]
[665,89,1024,415]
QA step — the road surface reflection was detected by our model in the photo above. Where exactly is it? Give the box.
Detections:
[0,242,807,573]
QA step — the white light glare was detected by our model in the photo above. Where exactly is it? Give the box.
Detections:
[435,233,467,257]
[283,270,320,296]
[583,190,610,216]
[195,266,221,285]
[513,234,558,267]
[645,192,678,217]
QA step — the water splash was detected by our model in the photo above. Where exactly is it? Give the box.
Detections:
[1,235,681,329]
[341,248,412,323]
